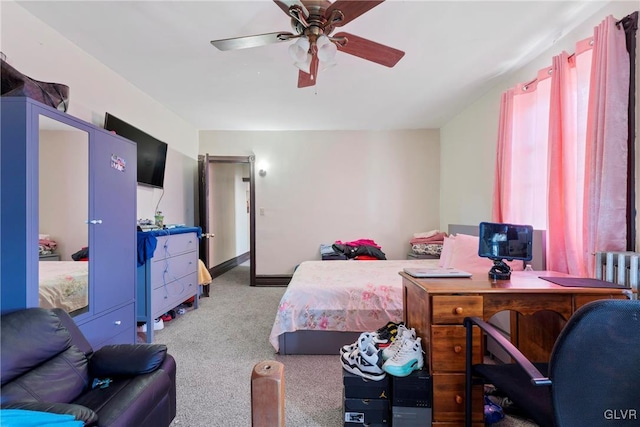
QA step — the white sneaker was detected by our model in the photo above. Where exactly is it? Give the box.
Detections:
[137,318,164,333]
[340,342,386,381]
[382,325,416,361]
[340,332,374,355]
[382,337,424,377]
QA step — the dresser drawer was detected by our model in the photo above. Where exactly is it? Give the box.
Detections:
[431,325,482,371]
[78,303,135,349]
[151,271,198,317]
[150,251,197,289]
[153,232,198,261]
[432,373,483,422]
[432,296,483,324]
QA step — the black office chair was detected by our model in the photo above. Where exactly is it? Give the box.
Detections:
[463,299,640,427]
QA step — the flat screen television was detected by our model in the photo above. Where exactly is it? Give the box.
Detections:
[478,221,533,261]
[104,113,168,188]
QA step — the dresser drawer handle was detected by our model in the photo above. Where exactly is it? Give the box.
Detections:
[454,345,462,353]
[455,395,463,404]
[114,320,122,326]
[454,307,463,315]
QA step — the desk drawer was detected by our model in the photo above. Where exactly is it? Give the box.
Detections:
[432,296,483,324]
[432,373,483,423]
[431,325,482,371]
[153,233,198,260]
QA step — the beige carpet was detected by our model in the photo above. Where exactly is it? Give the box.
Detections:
[150,263,538,426]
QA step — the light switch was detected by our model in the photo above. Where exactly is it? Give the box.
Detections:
[260,207,265,216]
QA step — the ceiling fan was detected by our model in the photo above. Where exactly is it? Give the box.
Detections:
[210,0,405,88]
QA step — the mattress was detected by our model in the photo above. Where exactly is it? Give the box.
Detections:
[269,259,439,352]
[39,261,89,313]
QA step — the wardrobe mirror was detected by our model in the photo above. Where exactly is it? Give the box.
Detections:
[38,114,90,317]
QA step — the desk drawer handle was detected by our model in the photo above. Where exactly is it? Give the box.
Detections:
[455,395,463,404]
[114,320,122,326]
[453,345,462,353]
[454,307,464,315]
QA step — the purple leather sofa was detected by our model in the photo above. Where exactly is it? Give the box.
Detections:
[0,307,176,426]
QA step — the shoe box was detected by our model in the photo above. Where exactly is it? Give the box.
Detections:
[343,370,390,426]
[342,368,432,427]
[343,397,390,427]
[391,369,432,427]
[343,370,391,400]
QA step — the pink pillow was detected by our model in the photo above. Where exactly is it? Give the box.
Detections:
[438,235,456,268]
[448,234,524,274]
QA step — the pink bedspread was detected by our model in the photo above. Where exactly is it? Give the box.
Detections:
[269,259,439,352]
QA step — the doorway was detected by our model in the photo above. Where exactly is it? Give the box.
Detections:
[197,154,256,286]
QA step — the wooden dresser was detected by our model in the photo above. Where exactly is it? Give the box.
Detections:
[137,228,200,342]
[401,270,632,426]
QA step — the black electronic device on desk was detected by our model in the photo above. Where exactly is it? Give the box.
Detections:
[478,222,533,280]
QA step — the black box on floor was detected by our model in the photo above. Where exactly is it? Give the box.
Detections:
[344,397,390,426]
[391,369,432,407]
[392,406,432,427]
[343,369,391,399]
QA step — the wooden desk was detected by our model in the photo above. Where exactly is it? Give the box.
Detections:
[401,270,632,426]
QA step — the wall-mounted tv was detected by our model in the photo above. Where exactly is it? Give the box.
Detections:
[104,113,168,189]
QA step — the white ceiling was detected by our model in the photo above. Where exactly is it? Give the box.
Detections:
[17,0,609,131]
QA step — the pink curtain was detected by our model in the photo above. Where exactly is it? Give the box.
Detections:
[583,15,630,274]
[493,15,630,274]
[492,68,551,230]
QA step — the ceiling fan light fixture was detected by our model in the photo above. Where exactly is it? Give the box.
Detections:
[316,35,337,63]
[294,53,312,74]
[288,36,310,63]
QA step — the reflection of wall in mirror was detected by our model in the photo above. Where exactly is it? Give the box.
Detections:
[39,129,89,261]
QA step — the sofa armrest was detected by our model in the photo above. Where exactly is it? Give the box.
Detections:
[1,401,98,426]
[89,344,167,378]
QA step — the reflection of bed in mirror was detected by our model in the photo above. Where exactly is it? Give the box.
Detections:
[39,261,89,316]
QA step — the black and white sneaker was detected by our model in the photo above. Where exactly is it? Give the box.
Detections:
[340,332,374,355]
[340,342,386,381]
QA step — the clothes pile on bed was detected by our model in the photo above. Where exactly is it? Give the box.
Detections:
[340,321,424,381]
[320,243,347,260]
[330,239,386,260]
[408,229,446,259]
[38,234,58,256]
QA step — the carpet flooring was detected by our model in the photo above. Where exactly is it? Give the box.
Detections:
[150,263,538,427]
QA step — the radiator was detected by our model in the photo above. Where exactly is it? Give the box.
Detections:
[595,251,639,297]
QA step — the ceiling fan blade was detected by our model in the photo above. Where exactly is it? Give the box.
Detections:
[325,1,385,27]
[273,0,309,17]
[211,32,295,51]
[298,54,319,88]
[333,32,404,67]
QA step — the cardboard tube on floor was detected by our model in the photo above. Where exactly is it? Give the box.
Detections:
[251,360,285,427]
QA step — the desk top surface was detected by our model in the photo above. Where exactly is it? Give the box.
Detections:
[400,270,634,295]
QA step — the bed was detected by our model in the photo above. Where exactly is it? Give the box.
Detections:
[269,224,546,355]
[38,261,89,315]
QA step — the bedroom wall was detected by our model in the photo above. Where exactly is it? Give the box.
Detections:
[1,1,199,226]
[199,130,440,275]
[439,2,639,235]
